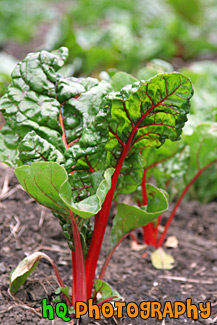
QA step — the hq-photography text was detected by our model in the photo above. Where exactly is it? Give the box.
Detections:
[42,298,211,321]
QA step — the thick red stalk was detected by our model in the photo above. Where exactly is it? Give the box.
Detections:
[71,251,76,307]
[142,168,156,245]
[85,149,127,299]
[69,211,87,305]
[143,223,154,245]
[157,160,217,247]
[85,121,141,298]
[142,169,148,206]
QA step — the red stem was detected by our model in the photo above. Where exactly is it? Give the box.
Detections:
[151,215,162,247]
[69,211,87,305]
[142,168,155,245]
[85,152,126,298]
[143,223,154,245]
[67,137,81,149]
[142,169,148,206]
[97,296,118,306]
[59,113,68,150]
[85,156,95,173]
[71,251,76,307]
[49,259,71,307]
[85,122,139,298]
[157,160,217,247]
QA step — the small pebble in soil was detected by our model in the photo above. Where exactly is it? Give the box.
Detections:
[0,262,6,273]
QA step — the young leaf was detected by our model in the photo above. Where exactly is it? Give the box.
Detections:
[110,184,168,249]
[55,286,70,301]
[94,279,121,303]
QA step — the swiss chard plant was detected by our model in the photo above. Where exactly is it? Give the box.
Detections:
[0,47,193,317]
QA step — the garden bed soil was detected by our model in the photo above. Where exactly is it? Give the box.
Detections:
[0,163,217,324]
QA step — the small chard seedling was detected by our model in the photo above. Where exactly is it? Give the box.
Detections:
[0,47,193,318]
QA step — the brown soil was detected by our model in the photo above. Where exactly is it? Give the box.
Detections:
[0,163,217,325]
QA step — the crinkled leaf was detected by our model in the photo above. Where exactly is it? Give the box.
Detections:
[141,139,181,170]
[110,184,168,249]
[0,48,111,170]
[94,279,121,303]
[0,48,68,166]
[19,131,65,165]
[63,79,112,169]
[115,152,145,195]
[10,252,52,294]
[137,139,187,202]
[0,131,19,167]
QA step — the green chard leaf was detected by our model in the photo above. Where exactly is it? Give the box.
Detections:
[15,162,70,217]
[84,72,193,195]
[110,184,168,249]
[15,162,114,219]
[60,167,114,218]
[0,131,19,167]
[108,72,193,153]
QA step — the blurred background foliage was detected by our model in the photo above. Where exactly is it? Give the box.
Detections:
[0,0,216,202]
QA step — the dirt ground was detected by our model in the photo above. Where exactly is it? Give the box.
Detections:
[0,162,217,325]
